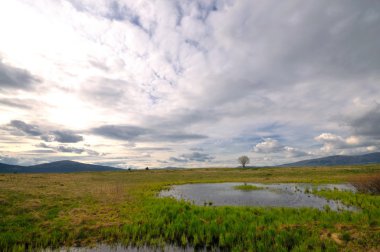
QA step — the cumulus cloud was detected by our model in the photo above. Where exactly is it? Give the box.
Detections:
[283,146,310,158]
[315,133,345,143]
[253,138,283,153]
[314,133,378,154]
[253,138,309,158]
[313,104,380,155]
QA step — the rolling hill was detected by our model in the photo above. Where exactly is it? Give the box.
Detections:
[0,160,123,173]
[280,152,380,167]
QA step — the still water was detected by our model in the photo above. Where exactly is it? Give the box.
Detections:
[159,182,357,211]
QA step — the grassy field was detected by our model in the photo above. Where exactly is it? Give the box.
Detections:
[0,165,379,251]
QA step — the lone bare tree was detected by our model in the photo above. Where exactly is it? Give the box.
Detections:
[238,155,250,168]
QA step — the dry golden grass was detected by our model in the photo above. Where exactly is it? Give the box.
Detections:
[351,173,380,194]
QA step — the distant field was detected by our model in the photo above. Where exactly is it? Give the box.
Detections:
[0,165,379,251]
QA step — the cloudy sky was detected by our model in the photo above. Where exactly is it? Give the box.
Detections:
[0,0,379,168]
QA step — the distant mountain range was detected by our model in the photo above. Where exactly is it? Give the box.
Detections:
[1,152,380,173]
[0,160,122,173]
[280,152,380,167]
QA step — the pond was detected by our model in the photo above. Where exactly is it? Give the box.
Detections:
[159,183,357,211]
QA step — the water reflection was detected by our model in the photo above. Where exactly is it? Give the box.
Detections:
[159,183,357,211]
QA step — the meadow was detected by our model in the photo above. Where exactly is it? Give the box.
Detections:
[0,165,379,251]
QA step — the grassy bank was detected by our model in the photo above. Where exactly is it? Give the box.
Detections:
[0,165,379,251]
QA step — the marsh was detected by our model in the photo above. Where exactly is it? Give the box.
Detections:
[159,182,357,211]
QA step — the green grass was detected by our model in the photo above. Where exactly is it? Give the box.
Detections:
[233,183,263,191]
[0,164,380,251]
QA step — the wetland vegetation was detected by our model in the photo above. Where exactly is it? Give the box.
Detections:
[0,165,379,251]
[233,183,262,191]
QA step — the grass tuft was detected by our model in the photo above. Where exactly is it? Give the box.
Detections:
[233,183,263,191]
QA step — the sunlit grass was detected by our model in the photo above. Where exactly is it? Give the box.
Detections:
[0,164,379,251]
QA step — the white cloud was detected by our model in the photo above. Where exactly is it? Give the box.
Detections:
[314,132,380,154]
[253,138,283,153]
[345,136,360,145]
[253,138,309,158]
[315,133,343,142]
[0,0,379,167]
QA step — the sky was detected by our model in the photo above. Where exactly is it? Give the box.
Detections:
[0,0,380,169]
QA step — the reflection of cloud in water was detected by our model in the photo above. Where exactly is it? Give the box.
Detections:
[159,183,357,211]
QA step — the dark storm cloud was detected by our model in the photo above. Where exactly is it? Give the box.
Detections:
[349,105,380,139]
[0,60,40,90]
[170,152,214,163]
[10,120,42,136]
[92,124,207,142]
